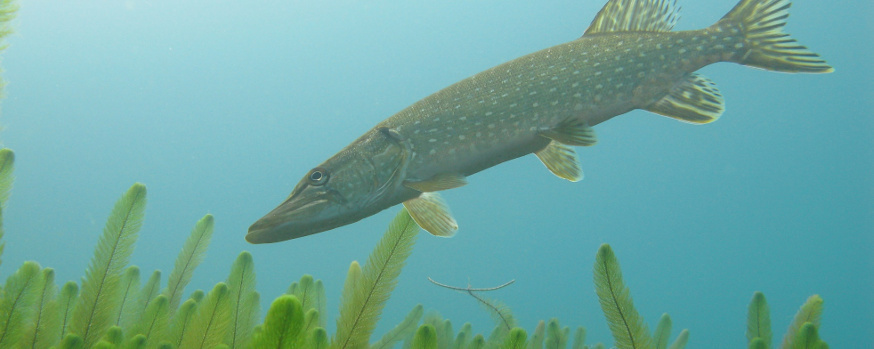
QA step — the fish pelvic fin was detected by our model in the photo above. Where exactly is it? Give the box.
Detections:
[645,73,725,124]
[584,0,679,35]
[535,142,583,182]
[403,192,457,237]
[720,0,833,73]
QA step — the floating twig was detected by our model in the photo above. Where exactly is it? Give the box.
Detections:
[428,277,515,330]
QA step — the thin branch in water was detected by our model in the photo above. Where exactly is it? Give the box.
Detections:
[427,277,515,330]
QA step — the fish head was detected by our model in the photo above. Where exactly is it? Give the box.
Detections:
[247,128,409,243]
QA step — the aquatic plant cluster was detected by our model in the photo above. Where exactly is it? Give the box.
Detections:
[0,148,828,349]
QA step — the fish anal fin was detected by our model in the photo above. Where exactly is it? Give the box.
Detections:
[540,118,598,146]
[403,192,457,237]
[645,73,725,124]
[584,0,680,35]
[403,173,468,192]
[535,142,583,182]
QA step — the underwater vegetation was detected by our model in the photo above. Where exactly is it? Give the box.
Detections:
[0,148,829,349]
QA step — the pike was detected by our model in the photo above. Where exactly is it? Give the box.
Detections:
[247,0,832,243]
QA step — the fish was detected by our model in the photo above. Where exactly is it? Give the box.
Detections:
[246,0,832,243]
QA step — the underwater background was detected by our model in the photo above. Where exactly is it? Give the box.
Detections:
[1,0,870,347]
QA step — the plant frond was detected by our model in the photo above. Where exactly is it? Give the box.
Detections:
[505,327,528,349]
[747,291,771,348]
[667,329,689,349]
[0,148,14,269]
[0,261,42,347]
[653,313,671,349]
[529,320,546,349]
[168,298,199,347]
[57,281,79,341]
[781,295,824,349]
[593,244,653,349]
[543,318,569,349]
[70,183,147,348]
[370,304,423,349]
[571,326,587,349]
[116,265,140,327]
[332,208,419,349]
[22,267,60,349]
[180,282,232,349]
[411,324,437,349]
[225,251,258,349]
[129,294,170,346]
[454,322,473,349]
[131,270,161,330]
[309,327,328,349]
[252,294,304,349]
[164,214,214,314]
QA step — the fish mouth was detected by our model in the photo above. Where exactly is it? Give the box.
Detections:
[246,197,333,244]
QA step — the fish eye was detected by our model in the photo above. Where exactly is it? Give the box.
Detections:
[307,167,329,186]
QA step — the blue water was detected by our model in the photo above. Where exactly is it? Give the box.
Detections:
[2,0,871,347]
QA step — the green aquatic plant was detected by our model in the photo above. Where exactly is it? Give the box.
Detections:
[0,147,830,349]
[746,291,827,349]
[0,148,425,348]
[69,183,146,348]
[333,208,419,349]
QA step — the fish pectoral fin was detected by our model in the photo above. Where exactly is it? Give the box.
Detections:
[403,192,457,237]
[403,173,468,192]
[540,118,598,146]
[645,73,725,124]
[535,141,583,182]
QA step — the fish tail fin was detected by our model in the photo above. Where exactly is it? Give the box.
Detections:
[720,0,833,73]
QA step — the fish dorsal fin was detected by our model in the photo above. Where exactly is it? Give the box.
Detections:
[644,73,724,124]
[403,192,457,237]
[403,173,468,192]
[535,141,583,182]
[540,118,598,146]
[584,0,680,35]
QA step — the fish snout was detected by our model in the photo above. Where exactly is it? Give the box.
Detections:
[246,197,332,243]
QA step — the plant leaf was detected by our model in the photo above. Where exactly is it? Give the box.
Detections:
[225,251,259,349]
[544,318,569,349]
[593,244,653,349]
[309,327,329,349]
[57,281,80,341]
[180,282,232,349]
[69,183,147,348]
[0,261,42,347]
[332,208,419,349]
[571,326,587,349]
[505,328,528,349]
[168,298,199,347]
[129,294,170,346]
[133,269,161,328]
[653,313,671,349]
[0,149,14,270]
[454,322,473,349]
[252,294,304,349]
[164,214,214,314]
[781,295,823,349]
[370,304,423,349]
[116,265,140,327]
[747,291,771,348]
[667,329,689,349]
[411,324,437,349]
[22,267,60,349]
[529,320,546,349]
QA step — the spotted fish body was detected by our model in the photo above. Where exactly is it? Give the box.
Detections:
[247,0,832,243]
